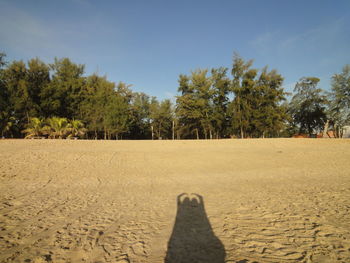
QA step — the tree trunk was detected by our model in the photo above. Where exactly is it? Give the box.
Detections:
[172,120,175,140]
[151,125,154,140]
[195,128,199,140]
[237,96,243,139]
[209,128,212,139]
[323,120,329,138]
[26,111,30,124]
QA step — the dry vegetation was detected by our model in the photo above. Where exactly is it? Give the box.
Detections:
[0,139,350,263]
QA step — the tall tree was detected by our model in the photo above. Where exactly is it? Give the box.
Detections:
[41,58,85,119]
[0,52,12,137]
[105,91,131,140]
[328,65,350,137]
[176,74,197,138]
[80,74,122,139]
[229,54,288,138]
[150,98,173,139]
[289,77,327,135]
[27,58,50,117]
[229,54,256,138]
[0,52,7,113]
[128,92,152,139]
[210,67,230,138]
[253,68,287,137]
[230,54,256,138]
[3,60,33,131]
[176,70,212,139]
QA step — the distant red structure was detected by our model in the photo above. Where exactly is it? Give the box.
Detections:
[292,134,309,138]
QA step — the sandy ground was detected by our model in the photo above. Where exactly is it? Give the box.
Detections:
[0,139,350,263]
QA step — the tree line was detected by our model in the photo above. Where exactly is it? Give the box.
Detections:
[0,52,349,139]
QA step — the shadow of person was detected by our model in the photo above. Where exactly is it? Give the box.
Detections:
[165,193,226,263]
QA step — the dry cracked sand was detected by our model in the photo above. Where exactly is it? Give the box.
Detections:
[0,139,350,263]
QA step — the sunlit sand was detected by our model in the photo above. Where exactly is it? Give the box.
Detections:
[0,139,349,262]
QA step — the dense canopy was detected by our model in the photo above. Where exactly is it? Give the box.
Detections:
[0,52,349,139]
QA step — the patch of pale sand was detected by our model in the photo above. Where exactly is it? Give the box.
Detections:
[0,139,350,263]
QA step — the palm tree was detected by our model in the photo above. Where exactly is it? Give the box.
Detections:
[21,117,45,138]
[45,117,70,139]
[67,119,87,139]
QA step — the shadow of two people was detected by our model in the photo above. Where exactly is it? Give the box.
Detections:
[165,193,226,263]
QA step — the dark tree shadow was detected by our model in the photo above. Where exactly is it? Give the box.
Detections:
[165,193,226,263]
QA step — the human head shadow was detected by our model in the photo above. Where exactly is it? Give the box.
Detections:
[165,193,226,263]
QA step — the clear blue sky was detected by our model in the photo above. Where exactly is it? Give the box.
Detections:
[1,0,349,100]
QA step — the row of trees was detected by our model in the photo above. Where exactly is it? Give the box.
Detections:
[0,52,349,139]
[0,53,173,139]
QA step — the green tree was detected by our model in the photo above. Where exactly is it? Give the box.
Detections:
[22,117,46,138]
[211,67,230,138]
[228,54,287,138]
[27,58,50,117]
[81,75,131,139]
[81,74,113,139]
[150,98,173,139]
[328,65,350,137]
[3,60,31,127]
[0,52,7,113]
[41,58,85,119]
[176,70,212,139]
[229,54,256,138]
[253,68,287,137]
[0,113,16,138]
[289,77,327,135]
[129,92,152,139]
[45,117,70,139]
[175,74,196,138]
[67,119,87,139]
[0,52,12,137]
[105,92,131,140]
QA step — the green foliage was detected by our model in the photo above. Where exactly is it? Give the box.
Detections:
[3,60,30,127]
[0,53,11,137]
[176,70,213,139]
[289,77,327,135]
[327,65,350,137]
[67,119,87,138]
[211,67,230,138]
[22,117,87,139]
[128,92,152,139]
[150,98,173,139]
[331,65,350,109]
[104,92,131,139]
[1,51,347,140]
[0,113,17,138]
[45,117,70,139]
[22,117,46,138]
[229,54,287,138]
[41,58,85,119]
